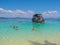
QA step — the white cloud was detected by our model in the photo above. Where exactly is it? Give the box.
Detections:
[0,8,35,18]
[0,8,60,18]
[42,10,60,18]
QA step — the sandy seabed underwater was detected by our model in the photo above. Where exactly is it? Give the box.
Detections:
[0,19,60,45]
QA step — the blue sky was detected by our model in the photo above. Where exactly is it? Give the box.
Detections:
[0,0,60,18]
[0,0,60,12]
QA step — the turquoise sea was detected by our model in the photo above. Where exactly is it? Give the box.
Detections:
[0,19,60,45]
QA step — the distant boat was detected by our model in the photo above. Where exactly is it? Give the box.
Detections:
[32,14,44,23]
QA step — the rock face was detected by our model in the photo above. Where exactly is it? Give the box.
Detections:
[32,14,44,23]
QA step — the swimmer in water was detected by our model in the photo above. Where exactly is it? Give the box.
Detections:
[10,25,19,30]
[32,28,36,31]
[15,26,19,30]
[13,26,16,29]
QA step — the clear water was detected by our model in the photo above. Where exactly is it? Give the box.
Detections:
[0,19,60,45]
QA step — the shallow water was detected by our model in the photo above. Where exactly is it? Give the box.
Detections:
[0,19,60,45]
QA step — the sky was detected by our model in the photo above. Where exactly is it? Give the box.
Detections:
[0,0,60,18]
